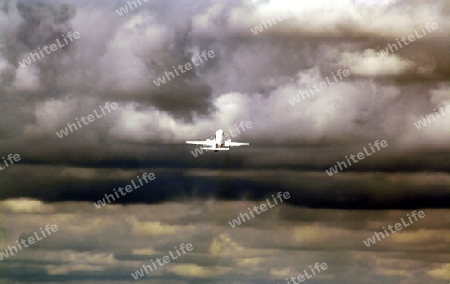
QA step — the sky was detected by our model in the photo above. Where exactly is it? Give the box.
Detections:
[0,0,449,283]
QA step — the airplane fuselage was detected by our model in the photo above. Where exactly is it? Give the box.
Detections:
[215,129,224,149]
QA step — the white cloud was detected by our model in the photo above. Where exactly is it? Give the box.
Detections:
[340,49,415,76]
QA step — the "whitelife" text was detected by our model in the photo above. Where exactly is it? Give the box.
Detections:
[228,191,290,228]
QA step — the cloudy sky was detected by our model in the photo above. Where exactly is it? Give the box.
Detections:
[0,0,449,283]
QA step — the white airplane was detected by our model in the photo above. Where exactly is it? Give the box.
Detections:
[186,129,249,152]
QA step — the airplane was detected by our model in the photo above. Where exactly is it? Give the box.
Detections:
[186,129,249,152]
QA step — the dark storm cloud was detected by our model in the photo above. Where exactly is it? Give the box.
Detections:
[1,1,75,64]
[0,1,78,139]
[8,2,76,97]
[0,0,449,147]
[149,83,216,122]
[0,0,222,126]
[0,162,448,209]
[15,2,75,49]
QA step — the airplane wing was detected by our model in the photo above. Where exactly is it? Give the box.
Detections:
[201,147,230,151]
[224,140,249,147]
[186,140,215,146]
